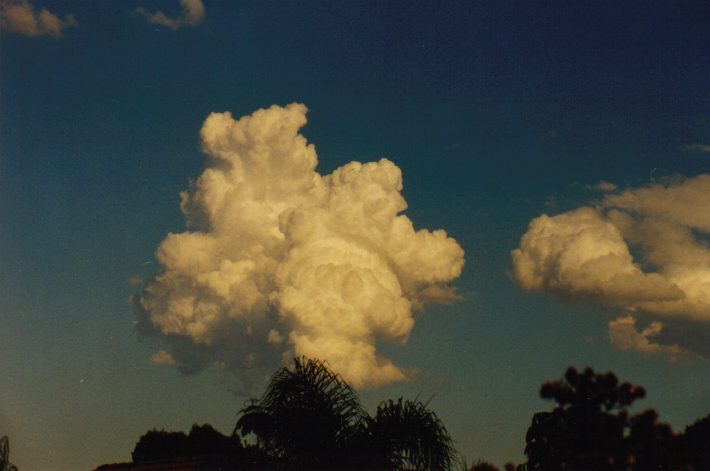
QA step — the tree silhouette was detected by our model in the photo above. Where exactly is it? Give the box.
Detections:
[109,363,709,471]
[524,367,641,470]
[186,423,240,457]
[132,423,241,463]
[685,413,710,471]
[0,436,18,471]
[236,357,365,470]
[365,398,456,470]
[469,460,502,471]
[523,367,691,471]
[132,429,190,462]
[235,357,456,470]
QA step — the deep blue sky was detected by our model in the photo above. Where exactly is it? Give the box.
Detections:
[1,1,709,469]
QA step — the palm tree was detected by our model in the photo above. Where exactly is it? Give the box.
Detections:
[365,398,456,471]
[236,357,366,469]
[235,357,456,470]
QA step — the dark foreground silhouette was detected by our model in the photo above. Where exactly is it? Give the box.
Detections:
[234,357,455,470]
[94,362,709,471]
[472,367,710,471]
[0,436,18,471]
[97,357,454,471]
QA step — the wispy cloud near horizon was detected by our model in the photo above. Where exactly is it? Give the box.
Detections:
[136,0,204,30]
[0,0,76,38]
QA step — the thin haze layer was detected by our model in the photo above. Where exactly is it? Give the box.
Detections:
[134,104,465,389]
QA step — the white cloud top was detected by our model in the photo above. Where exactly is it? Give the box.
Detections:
[512,174,710,360]
[0,0,76,38]
[135,104,465,389]
[136,0,204,30]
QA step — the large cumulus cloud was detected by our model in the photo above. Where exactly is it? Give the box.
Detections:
[511,175,710,361]
[133,103,465,390]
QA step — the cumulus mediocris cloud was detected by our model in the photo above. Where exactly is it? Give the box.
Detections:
[511,174,710,360]
[133,103,465,390]
[136,0,204,30]
[0,0,76,38]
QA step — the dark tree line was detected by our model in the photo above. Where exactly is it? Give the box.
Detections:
[125,361,709,471]
[131,424,241,462]
[131,357,454,470]
[474,367,710,471]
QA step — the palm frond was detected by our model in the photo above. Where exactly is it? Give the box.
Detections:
[235,357,367,469]
[371,398,456,471]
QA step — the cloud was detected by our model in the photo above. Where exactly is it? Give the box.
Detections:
[608,315,688,361]
[604,174,710,233]
[136,0,204,30]
[151,350,177,366]
[511,174,710,359]
[134,103,465,390]
[684,143,710,154]
[0,0,76,38]
[588,180,618,192]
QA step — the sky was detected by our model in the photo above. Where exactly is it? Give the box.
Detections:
[1,0,709,469]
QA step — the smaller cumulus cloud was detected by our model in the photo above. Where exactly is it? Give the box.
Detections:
[136,0,204,30]
[0,0,76,38]
[684,143,710,154]
[608,315,688,362]
[511,174,710,361]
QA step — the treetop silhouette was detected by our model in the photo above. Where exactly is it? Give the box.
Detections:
[98,362,708,471]
[524,367,690,471]
[236,357,456,470]
[539,367,646,412]
[132,423,240,463]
